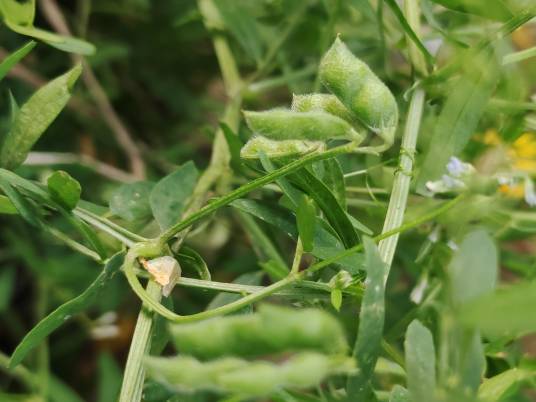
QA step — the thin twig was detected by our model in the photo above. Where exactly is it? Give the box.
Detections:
[25,151,137,182]
[39,0,146,179]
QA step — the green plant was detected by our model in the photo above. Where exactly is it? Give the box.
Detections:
[1,1,536,402]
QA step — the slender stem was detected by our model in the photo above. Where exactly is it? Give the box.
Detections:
[74,209,136,247]
[46,227,102,262]
[158,143,356,243]
[290,238,304,275]
[118,281,161,402]
[377,87,425,269]
[119,2,244,400]
[124,194,465,323]
[75,208,147,242]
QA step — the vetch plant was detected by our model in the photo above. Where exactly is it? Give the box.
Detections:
[1,1,536,402]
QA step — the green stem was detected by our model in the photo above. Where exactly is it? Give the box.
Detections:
[118,280,161,402]
[119,2,244,400]
[158,143,356,244]
[124,194,465,323]
[377,87,425,269]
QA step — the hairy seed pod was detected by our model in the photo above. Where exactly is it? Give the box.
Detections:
[319,37,398,147]
[291,93,358,127]
[169,314,267,359]
[168,304,349,359]
[243,109,362,142]
[259,304,348,355]
[240,135,325,159]
[146,352,355,396]
[218,361,285,395]
[144,355,247,392]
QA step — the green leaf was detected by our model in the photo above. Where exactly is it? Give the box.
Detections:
[0,175,42,227]
[290,168,359,248]
[459,280,536,338]
[0,41,36,82]
[97,352,122,402]
[347,237,388,399]
[177,245,211,281]
[214,0,264,64]
[9,253,124,368]
[0,266,15,312]
[259,151,304,208]
[150,161,198,230]
[4,20,95,55]
[0,64,82,170]
[330,288,342,311]
[478,368,535,402]
[389,385,410,402]
[428,0,516,21]
[109,181,155,221]
[47,170,82,210]
[0,0,35,25]
[322,158,346,210]
[405,320,436,402]
[8,90,19,126]
[220,122,245,174]
[448,229,498,305]
[416,56,498,193]
[0,194,17,214]
[384,0,434,66]
[296,196,316,252]
[230,199,362,272]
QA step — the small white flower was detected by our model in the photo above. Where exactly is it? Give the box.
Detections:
[447,240,458,250]
[446,157,475,178]
[524,178,536,207]
[410,277,428,305]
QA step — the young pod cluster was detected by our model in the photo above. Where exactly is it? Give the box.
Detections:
[168,304,348,359]
[145,352,355,396]
[319,37,398,148]
[240,37,397,159]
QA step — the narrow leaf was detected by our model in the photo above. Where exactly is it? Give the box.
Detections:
[177,245,211,281]
[322,158,346,210]
[405,320,436,402]
[0,64,82,170]
[296,196,316,252]
[290,168,359,248]
[47,170,81,210]
[0,194,17,214]
[9,253,124,368]
[0,176,42,227]
[4,21,95,55]
[478,368,535,402]
[0,41,36,82]
[150,161,198,230]
[347,237,388,399]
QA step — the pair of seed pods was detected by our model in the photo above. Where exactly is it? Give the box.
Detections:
[241,37,398,159]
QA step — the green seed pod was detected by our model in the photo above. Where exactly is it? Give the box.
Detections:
[240,135,325,159]
[219,361,285,396]
[144,355,247,392]
[169,304,349,359]
[259,304,348,355]
[319,37,398,148]
[243,109,362,142]
[281,352,331,388]
[169,314,267,359]
[291,93,358,127]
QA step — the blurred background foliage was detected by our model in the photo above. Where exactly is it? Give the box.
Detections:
[0,0,535,401]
